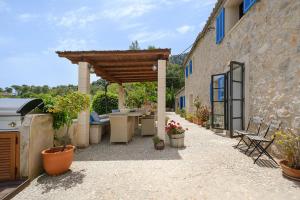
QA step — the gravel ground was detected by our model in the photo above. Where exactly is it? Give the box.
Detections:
[13,112,300,200]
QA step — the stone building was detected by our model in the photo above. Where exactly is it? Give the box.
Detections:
[175,87,185,111]
[183,0,300,136]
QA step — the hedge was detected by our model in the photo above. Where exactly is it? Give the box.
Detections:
[92,92,118,115]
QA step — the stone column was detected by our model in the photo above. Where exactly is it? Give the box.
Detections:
[157,60,166,141]
[118,84,125,109]
[77,62,90,148]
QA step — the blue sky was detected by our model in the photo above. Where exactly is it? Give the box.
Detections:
[0,0,217,88]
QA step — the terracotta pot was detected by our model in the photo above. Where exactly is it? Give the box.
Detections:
[279,160,300,180]
[154,140,165,150]
[42,145,75,176]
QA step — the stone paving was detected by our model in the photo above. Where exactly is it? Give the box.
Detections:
[13,113,300,200]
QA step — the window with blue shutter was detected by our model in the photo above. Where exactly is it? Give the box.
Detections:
[243,0,256,14]
[216,8,225,44]
[218,77,224,101]
[180,96,183,109]
[189,60,192,74]
[185,65,188,78]
[183,96,186,108]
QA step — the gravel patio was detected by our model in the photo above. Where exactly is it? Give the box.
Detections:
[13,112,300,200]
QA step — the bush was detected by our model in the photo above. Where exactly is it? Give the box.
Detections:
[92,92,118,114]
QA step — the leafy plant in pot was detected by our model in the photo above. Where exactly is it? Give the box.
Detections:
[275,129,300,180]
[152,136,165,150]
[166,120,187,148]
[193,96,202,125]
[41,92,90,176]
[198,105,209,126]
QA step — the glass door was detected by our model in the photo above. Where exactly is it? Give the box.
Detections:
[228,61,245,136]
[211,73,226,129]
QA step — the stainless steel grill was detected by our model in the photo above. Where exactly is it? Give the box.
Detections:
[0,98,44,131]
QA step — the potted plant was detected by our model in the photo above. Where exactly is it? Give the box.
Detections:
[198,105,209,126]
[152,136,165,150]
[166,120,187,148]
[275,129,300,180]
[41,92,90,176]
[193,96,202,125]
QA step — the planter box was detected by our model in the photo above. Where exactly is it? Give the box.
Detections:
[169,133,185,148]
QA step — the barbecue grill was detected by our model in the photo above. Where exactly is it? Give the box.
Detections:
[0,98,44,131]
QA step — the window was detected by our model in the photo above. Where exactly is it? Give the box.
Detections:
[243,0,256,14]
[185,65,189,78]
[216,8,225,44]
[189,60,193,74]
[218,77,224,101]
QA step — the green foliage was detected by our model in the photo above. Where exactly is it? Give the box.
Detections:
[92,91,118,115]
[275,129,300,169]
[179,109,186,118]
[129,40,141,50]
[152,136,161,144]
[193,96,202,113]
[186,113,194,121]
[125,82,157,108]
[44,92,90,130]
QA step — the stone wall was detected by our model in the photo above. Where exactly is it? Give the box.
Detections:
[185,0,300,133]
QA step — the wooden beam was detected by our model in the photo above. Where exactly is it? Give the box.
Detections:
[112,74,157,78]
[95,67,153,72]
[108,71,157,75]
[89,62,121,84]
[94,61,156,67]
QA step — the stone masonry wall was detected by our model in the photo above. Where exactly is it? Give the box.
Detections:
[185,0,300,134]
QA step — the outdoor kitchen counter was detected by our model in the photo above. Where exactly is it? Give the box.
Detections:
[108,112,142,143]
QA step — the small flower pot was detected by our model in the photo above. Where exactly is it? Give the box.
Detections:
[42,145,75,176]
[279,160,300,181]
[154,140,165,150]
[169,133,185,148]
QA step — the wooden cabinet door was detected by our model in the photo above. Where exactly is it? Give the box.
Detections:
[0,133,18,181]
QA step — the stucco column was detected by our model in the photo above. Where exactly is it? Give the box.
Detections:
[118,84,125,109]
[157,60,166,141]
[77,62,90,148]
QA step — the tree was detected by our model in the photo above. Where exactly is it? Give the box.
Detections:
[5,87,12,93]
[129,40,141,50]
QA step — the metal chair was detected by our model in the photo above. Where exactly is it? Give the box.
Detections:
[246,120,281,164]
[234,116,263,149]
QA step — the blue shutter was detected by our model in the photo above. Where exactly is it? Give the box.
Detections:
[243,0,256,13]
[185,65,188,78]
[180,96,183,109]
[189,60,192,74]
[216,8,225,44]
[183,96,186,108]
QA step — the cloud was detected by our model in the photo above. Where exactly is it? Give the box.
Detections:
[176,25,195,34]
[18,13,38,22]
[102,0,156,20]
[0,0,9,12]
[48,7,100,28]
[129,30,172,43]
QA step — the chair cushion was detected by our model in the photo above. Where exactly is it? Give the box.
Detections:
[91,111,101,122]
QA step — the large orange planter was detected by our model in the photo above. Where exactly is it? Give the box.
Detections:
[279,160,300,181]
[42,145,75,176]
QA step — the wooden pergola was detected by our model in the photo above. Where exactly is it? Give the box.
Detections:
[56,49,170,84]
[56,49,171,147]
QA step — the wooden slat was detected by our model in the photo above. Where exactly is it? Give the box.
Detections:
[94,61,156,67]
[0,133,16,181]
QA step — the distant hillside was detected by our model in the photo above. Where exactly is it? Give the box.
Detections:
[169,53,188,66]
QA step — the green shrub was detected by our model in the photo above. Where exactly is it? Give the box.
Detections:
[179,109,186,118]
[92,91,118,114]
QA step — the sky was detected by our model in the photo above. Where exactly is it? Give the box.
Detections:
[0,0,217,88]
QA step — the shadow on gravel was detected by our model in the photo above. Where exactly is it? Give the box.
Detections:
[254,158,279,169]
[36,169,86,194]
[74,134,182,161]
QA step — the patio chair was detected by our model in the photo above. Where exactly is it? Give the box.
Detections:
[245,120,281,164]
[234,116,263,149]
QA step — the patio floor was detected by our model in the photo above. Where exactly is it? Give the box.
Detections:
[13,112,300,200]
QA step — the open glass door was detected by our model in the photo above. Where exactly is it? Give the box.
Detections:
[211,73,226,129]
[229,61,244,136]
